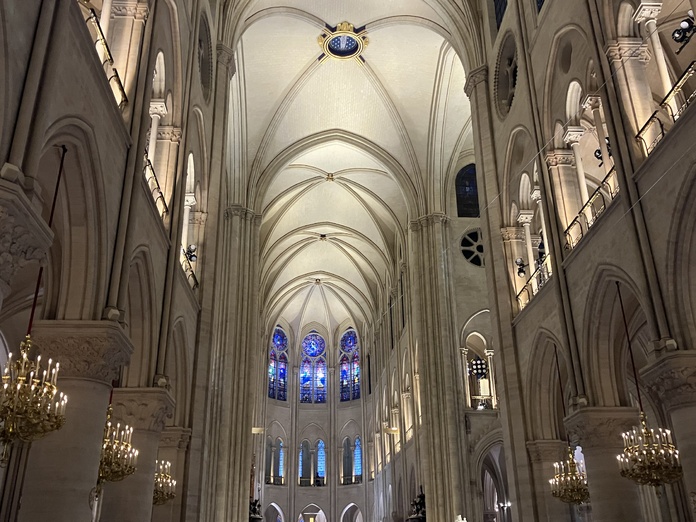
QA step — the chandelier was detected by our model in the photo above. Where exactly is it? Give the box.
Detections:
[617,412,682,486]
[550,446,590,504]
[153,460,176,505]
[614,283,683,487]
[98,404,138,484]
[0,335,68,465]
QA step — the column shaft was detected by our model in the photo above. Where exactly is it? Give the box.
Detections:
[645,18,678,116]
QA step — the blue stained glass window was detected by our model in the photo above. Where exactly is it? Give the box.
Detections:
[455,164,479,218]
[277,353,287,401]
[354,437,362,477]
[268,350,277,399]
[273,327,288,350]
[317,440,326,478]
[302,333,326,357]
[300,357,312,403]
[340,355,350,402]
[339,330,360,402]
[352,351,361,400]
[493,0,508,29]
[278,440,285,478]
[298,444,303,477]
[537,0,545,11]
[315,358,327,403]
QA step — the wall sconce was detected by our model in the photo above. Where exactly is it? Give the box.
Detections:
[515,258,528,278]
[184,244,197,262]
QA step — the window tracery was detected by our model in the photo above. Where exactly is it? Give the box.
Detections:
[339,329,361,401]
[268,327,288,401]
[300,332,327,403]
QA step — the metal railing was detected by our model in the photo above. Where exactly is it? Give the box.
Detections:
[516,254,553,310]
[637,61,696,155]
[79,4,128,109]
[143,152,169,218]
[181,248,199,290]
[563,167,620,251]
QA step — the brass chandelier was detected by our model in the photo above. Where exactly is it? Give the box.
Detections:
[549,345,590,505]
[614,284,682,487]
[153,460,176,505]
[98,404,138,484]
[0,146,70,467]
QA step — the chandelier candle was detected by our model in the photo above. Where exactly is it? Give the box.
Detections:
[98,404,138,484]
[153,459,176,505]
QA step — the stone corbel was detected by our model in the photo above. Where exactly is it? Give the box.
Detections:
[526,439,567,464]
[464,65,488,98]
[111,387,175,433]
[641,351,696,412]
[565,407,640,449]
[159,426,192,451]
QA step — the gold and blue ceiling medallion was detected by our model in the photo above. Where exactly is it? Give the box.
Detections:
[318,22,368,62]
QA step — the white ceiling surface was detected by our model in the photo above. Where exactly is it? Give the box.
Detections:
[236,1,473,337]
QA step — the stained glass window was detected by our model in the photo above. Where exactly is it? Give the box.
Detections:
[268,327,289,401]
[354,437,363,477]
[494,0,508,29]
[299,332,328,404]
[317,440,326,478]
[278,440,285,479]
[339,329,360,402]
[455,164,479,218]
[298,444,304,477]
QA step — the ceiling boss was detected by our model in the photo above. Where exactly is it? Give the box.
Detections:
[318,22,369,61]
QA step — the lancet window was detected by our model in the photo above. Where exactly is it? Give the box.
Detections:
[300,332,327,403]
[339,329,361,402]
[268,327,288,401]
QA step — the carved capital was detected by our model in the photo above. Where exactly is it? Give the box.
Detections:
[517,209,535,226]
[545,150,576,167]
[149,99,168,119]
[0,176,53,292]
[112,0,149,20]
[641,352,696,411]
[191,211,208,225]
[633,2,662,23]
[184,193,197,208]
[526,439,567,464]
[111,387,175,433]
[530,185,542,203]
[582,94,603,112]
[605,39,651,64]
[224,205,256,221]
[409,213,449,231]
[563,126,585,145]
[157,126,182,143]
[464,65,488,98]
[159,426,192,450]
[565,407,640,449]
[216,43,236,76]
[31,320,133,383]
[500,227,525,242]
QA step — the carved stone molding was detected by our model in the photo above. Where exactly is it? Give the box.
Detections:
[545,150,576,167]
[191,211,208,225]
[605,39,651,64]
[641,352,696,411]
[565,407,640,449]
[111,387,175,432]
[526,439,567,463]
[157,126,182,143]
[159,426,192,451]
[582,94,603,112]
[408,213,449,232]
[563,126,585,145]
[0,175,53,294]
[517,209,535,226]
[216,43,236,77]
[112,0,149,20]
[149,99,168,119]
[500,227,525,242]
[633,2,662,23]
[224,205,257,221]
[31,320,133,383]
[464,65,488,98]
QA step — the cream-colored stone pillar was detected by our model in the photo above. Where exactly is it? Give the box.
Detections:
[566,407,644,522]
[526,440,572,522]
[545,150,581,231]
[99,0,113,39]
[100,388,174,522]
[642,351,696,500]
[460,348,472,409]
[0,166,53,311]
[17,321,133,522]
[517,210,537,292]
[181,193,196,251]
[151,427,191,522]
[147,100,167,162]
[634,3,679,116]
[563,127,591,212]
[485,349,498,409]
[530,184,549,255]
[583,95,614,176]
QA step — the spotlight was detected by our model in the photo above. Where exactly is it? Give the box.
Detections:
[515,258,528,278]
[673,10,695,54]
[185,244,197,262]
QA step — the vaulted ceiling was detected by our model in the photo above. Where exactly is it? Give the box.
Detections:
[229,1,474,337]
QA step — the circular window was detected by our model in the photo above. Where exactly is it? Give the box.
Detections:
[302,332,326,357]
[197,17,212,102]
[319,22,368,60]
[494,33,518,118]
[328,35,359,57]
[461,229,485,267]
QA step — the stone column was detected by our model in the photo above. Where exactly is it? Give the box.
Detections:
[566,407,644,522]
[460,348,472,408]
[100,387,174,522]
[634,3,679,116]
[151,427,191,522]
[526,440,572,522]
[530,184,549,256]
[642,351,696,500]
[583,95,614,176]
[17,320,133,522]
[517,210,537,292]
[181,193,196,251]
[563,127,590,211]
[0,166,53,311]
[147,100,167,162]
[545,150,581,232]
[485,349,497,409]
[99,0,113,40]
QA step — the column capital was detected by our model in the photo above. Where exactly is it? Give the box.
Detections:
[184,193,197,208]
[159,426,192,450]
[582,94,603,111]
[633,2,662,23]
[565,407,640,449]
[500,227,525,242]
[408,213,449,232]
[112,0,149,20]
[545,149,576,167]
[516,209,535,225]
[217,43,236,77]
[149,99,168,118]
[224,205,256,221]
[641,351,696,411]
[32,320,133,383]
[111,387,175,433]
[530,184,542,203]
[464,65,488,98]
[563,126,585,145]
[605,39,651,63]
[156,125,182,143]
[526,439,567,463]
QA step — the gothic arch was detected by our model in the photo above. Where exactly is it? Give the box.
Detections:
[166,318,192,425]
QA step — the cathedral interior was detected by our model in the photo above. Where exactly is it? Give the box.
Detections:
[1,0,696,521]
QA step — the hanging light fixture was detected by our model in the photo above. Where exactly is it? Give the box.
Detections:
[153,460,176,505]
[0,146,70,467]
[548,345,590,504]
[97,403,138,484]
[614,283,682,487]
